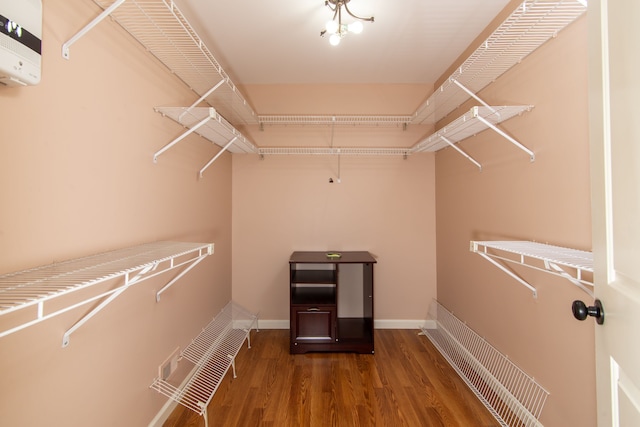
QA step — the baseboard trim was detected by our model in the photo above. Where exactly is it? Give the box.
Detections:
[147,397,179,427]
[255,319,436,330]
[375,319,436,329]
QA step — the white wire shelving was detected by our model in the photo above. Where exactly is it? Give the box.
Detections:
[0,241,213,347]
[61,0,587,164]
[150,301,258,427]
[154,106,257,177]
[410,106,534,169]
[410,0,587,126]
[258,147,410,157]
[470,240,594,298]
[63,0,257,127]
[258,115,413,128]
[421,299,549,427]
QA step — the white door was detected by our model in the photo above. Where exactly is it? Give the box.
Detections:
[589,0,640,425]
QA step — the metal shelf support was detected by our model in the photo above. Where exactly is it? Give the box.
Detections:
[474,249,539,298]
[0,242,214,346]
[178,79,226,123]
[451,79,498,117]
[470,240,594,298]
[62,262,156,347]
[156,250,211,301]
[410,106,533,160]
[440,135,482,171]
[199,136,237,178]
[474,111,535,162]
[154,114,212,163]
[62,0,127,60]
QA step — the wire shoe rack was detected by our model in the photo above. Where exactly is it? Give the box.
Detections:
[150,301,258,427]
[421,300,549,427]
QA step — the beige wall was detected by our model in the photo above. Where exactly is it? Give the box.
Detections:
[232,83,437,325]
[232,153,436,324]
[0,1,232,426]
[435,14,595,427]
[0,2,595,427]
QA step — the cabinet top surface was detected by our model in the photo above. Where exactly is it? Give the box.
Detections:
[290,251,376,264]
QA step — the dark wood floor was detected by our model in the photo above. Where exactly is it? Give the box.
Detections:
[163,329,499,427]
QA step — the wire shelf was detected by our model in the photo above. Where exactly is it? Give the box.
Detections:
[154,107,257,155]
[411,105,533,153]
[258,115,413,127]
[258,147,410,156]
[421,300,549,427]
[93,0,258,126]
[150,301,258,419]
[470,240,593,297]
[0,241,213,344]
[412,0,586,125]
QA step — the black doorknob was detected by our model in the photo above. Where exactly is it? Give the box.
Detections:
[572,299,605,325]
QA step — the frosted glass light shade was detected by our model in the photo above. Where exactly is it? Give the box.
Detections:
[325,20,339,34]
[348,21,363,34]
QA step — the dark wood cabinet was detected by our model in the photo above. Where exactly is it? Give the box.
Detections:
[289,251,376,354]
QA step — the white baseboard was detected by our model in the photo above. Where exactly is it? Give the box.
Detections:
[147,398,179,427]
[375,319,437,329]
[255,319,436,330]
[256,319,289,329]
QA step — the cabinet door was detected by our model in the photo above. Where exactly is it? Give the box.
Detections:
[291,306,336,344]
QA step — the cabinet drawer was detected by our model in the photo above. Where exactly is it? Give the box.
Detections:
[291,306,336,344]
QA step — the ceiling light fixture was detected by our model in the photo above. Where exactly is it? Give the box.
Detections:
[320,0,374,46]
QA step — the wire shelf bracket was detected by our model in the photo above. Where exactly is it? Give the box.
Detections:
[0,241,213,347]
[440,135,483,170]
[470,240,594,298]
[154,107,257,175]
[62,0,127,60]
[150,301,259,427]
[410,106,533,167]
[63,0,586,161]
[178,79,226,123]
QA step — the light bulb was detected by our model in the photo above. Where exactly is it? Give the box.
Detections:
[348,21,363,34]
[325,20,339,34]
[329,34,341,46]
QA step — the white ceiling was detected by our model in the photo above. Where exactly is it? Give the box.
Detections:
[173,0,513,85]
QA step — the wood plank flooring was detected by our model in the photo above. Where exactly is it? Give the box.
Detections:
[163,329,499,427]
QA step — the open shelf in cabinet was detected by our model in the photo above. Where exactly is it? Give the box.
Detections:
[291,286,336,306]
